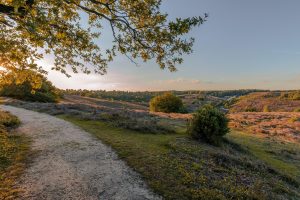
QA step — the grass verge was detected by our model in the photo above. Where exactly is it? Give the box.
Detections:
[0,110,30,199]
[60,115,300,200]
[227,131,300,181]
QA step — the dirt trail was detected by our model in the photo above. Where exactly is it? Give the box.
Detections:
[1,105,160,200]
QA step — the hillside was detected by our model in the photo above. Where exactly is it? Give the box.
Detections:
[229,112,300,143]
[3,98,300,199]
[227,91,300,143]
[2,92,300,199]
[60,89,265,113]
[229,92,300,112]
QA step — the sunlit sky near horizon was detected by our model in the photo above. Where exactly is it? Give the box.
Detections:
[43,0,300,91]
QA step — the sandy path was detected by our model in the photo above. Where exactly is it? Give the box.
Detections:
[1,105,160,200]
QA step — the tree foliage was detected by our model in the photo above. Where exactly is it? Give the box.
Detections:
[0,70,60,102]
[0,0,206,87]
[149,92,184,113]
[187,104,229,145]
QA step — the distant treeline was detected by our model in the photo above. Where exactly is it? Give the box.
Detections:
[61,89,158,103]
[198,89,269,98]
[61,89,269,103]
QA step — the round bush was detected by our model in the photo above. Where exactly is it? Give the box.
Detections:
[149,92,184,113]
[187,105,229,145]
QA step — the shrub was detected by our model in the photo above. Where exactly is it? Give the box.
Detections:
[263,105,270,112]
[149,92,184,113]
[0,111,20,128]
[294,108,300,112]
[289,116,300,123]
[223,97,238,109]
[187,105,229,145]
[0,72,59,103]
[280,91,300,100]
[244,107,257,112]
[280,92,288,99]
[291,92,300,100]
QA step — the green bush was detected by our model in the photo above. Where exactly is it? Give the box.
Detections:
[149,92,184,113]
[291,92,300,100]
[289,116,300,123]
[244,107,258,112]
[0,73,59,103]
[187,105,229,145]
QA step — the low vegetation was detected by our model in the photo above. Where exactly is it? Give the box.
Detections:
[229,92,300,112]
[0,110,30,199]
[60,115,299,200]
[202,89,268,98]
[187,105,229,145]
[3,91,300,199]
[0,110,20,127]
[7,97,176,134]
[227,131,300,184]
[294,108,300,112]
[228,112,300,143]
[150,92,185,113]
[281,91,300,101]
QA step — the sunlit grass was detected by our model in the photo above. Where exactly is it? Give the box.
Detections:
[227,131,300,181]
[0,110,30,199]
[60,115,300,200]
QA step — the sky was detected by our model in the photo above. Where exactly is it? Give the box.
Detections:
[43,0,300,91]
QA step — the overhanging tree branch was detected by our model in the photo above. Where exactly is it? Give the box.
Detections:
[0,0,206,86]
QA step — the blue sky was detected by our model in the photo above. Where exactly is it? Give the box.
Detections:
[44,0,300,91]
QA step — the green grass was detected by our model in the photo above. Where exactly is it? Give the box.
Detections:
[0,111,30,199]
[227,131,300,181]
[60,115,300,200]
